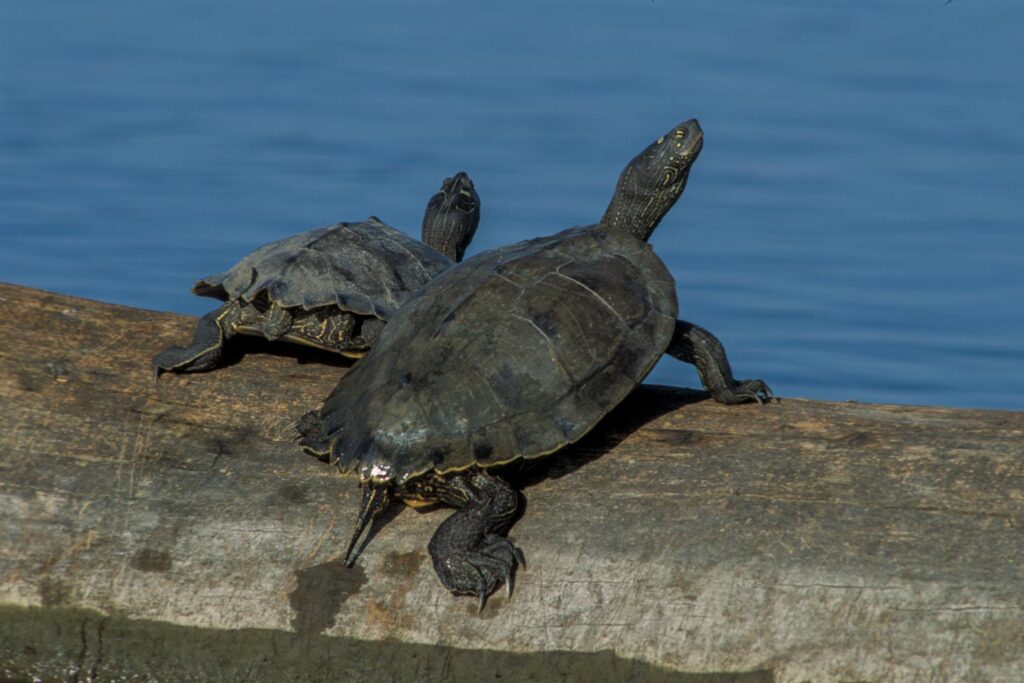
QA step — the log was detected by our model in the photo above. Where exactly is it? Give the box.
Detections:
[0,282,1021,682]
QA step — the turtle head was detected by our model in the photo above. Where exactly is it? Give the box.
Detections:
[600,118,703,242]
[422,171,481,262]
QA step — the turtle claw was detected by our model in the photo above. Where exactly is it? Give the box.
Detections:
[505,550,524,600]
[513,545,527,572]
[740,379,775,404]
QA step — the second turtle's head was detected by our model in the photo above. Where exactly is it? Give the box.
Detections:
[600,118,703,242]
[422,171,481,262]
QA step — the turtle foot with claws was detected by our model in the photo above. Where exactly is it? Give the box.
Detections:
[666,321,775,404]
[427,472,524,611]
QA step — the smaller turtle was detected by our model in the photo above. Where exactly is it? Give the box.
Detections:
[153,173,480,375]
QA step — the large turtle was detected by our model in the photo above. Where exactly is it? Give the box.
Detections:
[298,119,772,606]
[152,172,481,375]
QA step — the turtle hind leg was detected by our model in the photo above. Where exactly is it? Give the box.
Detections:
[353,318,385,350]
[667,320,774,405]
[295,410,331,461]
[152,304,239,378]
[423,471,524,610]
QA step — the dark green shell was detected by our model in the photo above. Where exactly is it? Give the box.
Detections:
[315,224,678,484]
[192,217,454,320]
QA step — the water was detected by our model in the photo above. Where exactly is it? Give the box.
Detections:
[2,0,1022,410]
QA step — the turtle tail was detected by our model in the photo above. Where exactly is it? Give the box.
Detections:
[343,483,391,567]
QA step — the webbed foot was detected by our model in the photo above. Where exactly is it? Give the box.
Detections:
[425,471,523,609]
[431,531,524,610]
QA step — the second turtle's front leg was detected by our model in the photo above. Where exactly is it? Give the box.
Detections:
[421,471,524,610]
[667,320,774,404]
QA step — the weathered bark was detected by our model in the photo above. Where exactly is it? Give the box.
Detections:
[0,283,1021,682]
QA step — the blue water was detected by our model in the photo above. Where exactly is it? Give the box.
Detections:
[2,1,1022,409]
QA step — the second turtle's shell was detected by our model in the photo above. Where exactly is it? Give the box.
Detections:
[192,217,455,320]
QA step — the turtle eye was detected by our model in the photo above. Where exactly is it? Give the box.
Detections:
[457,196,477,212]
[674,128,687,140]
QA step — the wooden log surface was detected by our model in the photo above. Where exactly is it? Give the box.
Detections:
[1,282,1022,682]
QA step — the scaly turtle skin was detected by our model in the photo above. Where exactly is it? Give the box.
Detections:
[152,173,480,375]
[298,120,772,607]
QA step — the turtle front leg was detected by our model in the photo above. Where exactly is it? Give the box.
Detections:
[418,471,524,610]
[261,301,294,340]
[667,320,774,404]
[152,303,243,377]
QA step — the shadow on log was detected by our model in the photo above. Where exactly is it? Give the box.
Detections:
[1,284,1022,682]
